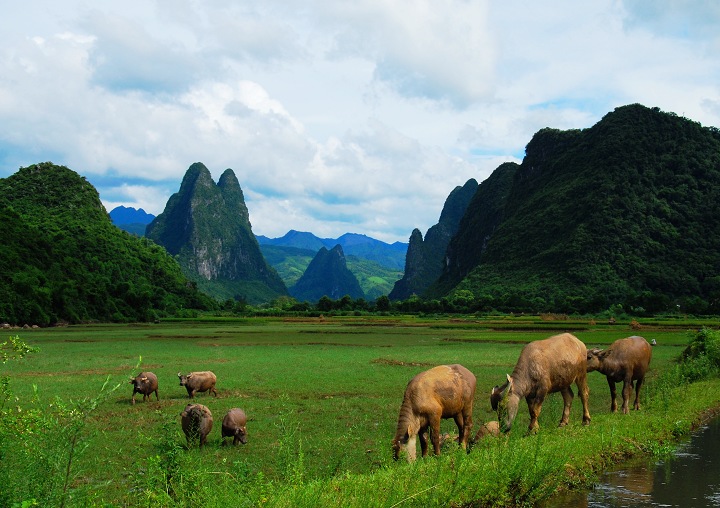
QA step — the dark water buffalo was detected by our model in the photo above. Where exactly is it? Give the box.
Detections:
[221,408,248,445]
[180,403,213,447]
[129,371,159,405]
[178,371,217,398]
[587,335,652,414]
[491,333,591,434]
[392,364,476,462]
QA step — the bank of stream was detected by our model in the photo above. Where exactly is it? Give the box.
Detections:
[543,415,720,507]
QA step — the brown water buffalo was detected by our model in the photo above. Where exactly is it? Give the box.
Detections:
[129,371,159,405]
[178,371,217,398]
[221,408,248,445]
[490,333,591,434]
[180,403,213,447]
[587,335,652,414]
[392,364,476,462]
[473,420,500,442]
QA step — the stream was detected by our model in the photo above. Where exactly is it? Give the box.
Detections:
[542,415,720,507]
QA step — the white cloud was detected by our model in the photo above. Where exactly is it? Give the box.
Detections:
[1,0,720,244]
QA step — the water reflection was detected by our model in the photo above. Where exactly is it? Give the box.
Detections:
[543,416,720,507]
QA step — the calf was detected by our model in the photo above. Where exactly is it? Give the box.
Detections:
[129,372,159,405]
[587,335,652,414]
[178,371,217,398]
[221,408,248,445]
[180,403,213,447]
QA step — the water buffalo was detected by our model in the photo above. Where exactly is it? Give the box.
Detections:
[587,335,652,414]
[490,333,591,434]
[392,364,476,462]
[180,403,213,447]
[178,371,217,398]
[473,420,500,442]
[221,408,248,445]
[129,371,159,405]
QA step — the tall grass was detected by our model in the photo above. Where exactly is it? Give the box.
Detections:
[1,321,719,506]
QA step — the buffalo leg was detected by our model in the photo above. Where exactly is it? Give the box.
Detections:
[634,377,644,411]
[457,409,473,449]
[430,416,442,455]
[527,395,544,434]
[607,377,618,412]
[576,375,591,425]
[559,386,574,427]
[621,377,633,414]
[418,427,429,458]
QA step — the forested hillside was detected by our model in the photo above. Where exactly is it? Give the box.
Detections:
[0,163,215,325]
[433,104,720,314]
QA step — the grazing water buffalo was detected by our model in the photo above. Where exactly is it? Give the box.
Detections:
[178,371,217,398]
[221,408,248,445]
[392,364,476,462]
[491,333,591,434]
[180,403,213,447]
[587,335,652,414]
[129,371,159,405]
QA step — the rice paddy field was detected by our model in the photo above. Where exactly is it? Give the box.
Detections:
[2,314,719,506]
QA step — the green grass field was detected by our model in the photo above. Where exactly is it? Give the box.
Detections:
[2,315,719,506]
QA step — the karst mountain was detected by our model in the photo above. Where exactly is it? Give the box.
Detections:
[145,162,287,303]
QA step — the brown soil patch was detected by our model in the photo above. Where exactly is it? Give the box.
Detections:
[371,358,434,367]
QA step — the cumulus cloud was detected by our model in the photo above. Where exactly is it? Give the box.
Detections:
[1,0,720,243]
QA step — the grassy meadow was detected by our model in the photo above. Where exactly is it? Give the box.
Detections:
[2,314,720,507]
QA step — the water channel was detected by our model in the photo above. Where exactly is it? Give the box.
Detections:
[543,415,720,507]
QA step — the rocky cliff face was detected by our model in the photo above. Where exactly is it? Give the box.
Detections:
[146,162,287,303]
[389,178,478,300]
[290,244,364,302]
[427,162,518,296]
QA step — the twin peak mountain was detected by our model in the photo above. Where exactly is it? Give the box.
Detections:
[145,162,368,303]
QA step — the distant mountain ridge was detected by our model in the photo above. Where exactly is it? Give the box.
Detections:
[257,230,407,270]
[260,244,403,300]
[109,205,155,225]
[109,206,155,236]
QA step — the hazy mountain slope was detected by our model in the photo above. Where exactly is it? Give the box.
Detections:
[389,178,478,300]
[289,245,364,302]
[109,205,155,236]
[258,230,407,270]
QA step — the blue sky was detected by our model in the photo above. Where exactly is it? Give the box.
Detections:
[1,1,719,243]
